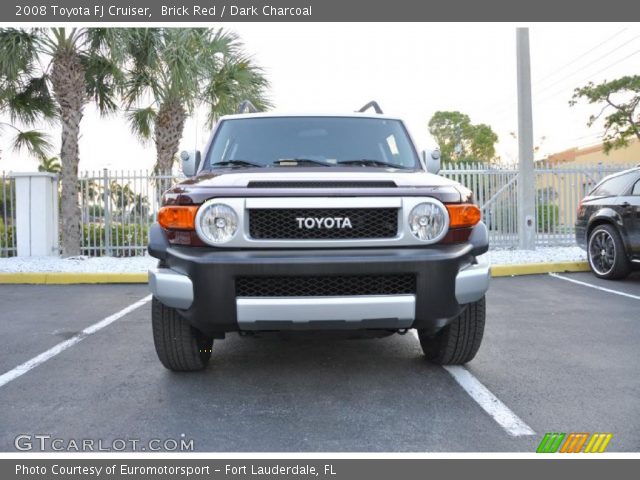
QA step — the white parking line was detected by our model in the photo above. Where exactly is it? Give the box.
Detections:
[443,366,536,437]
[412,331,535,437]
[549,273,640,301]
[0,295,152,389]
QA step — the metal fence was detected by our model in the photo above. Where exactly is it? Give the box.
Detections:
[7,162,634,258]
[1,172,17,258]
[78,169,175,256]
[441,161,637,248]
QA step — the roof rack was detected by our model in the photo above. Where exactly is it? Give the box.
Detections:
[358,101,383,114]
[237,100,259,114]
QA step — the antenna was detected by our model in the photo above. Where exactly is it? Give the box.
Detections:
[358,101,383,114]
[237,100,259,114]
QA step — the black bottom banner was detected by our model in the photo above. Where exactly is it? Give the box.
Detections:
[3,459,638,480]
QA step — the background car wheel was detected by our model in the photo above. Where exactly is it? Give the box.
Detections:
[587,224,630,280]
[152,297,213,371]
[418,296,485,365]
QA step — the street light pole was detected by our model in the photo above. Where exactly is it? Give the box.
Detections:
[516,27,536,250]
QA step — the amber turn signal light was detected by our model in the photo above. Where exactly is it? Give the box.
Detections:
[446,203,482,228]
[158,206,198,230]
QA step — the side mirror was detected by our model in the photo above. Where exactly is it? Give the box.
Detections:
[180,150,201,177]
[422,149,441,175]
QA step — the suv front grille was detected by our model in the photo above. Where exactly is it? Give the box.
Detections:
[236,274,416,297]
[248,208,398,239]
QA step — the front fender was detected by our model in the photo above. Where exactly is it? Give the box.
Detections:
[148,223,170,261]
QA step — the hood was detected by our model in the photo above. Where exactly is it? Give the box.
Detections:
[181,168,458,188]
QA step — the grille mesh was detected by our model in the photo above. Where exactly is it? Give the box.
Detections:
[236,275,416,297]
[247,181,396,188]
[249,208,398,239]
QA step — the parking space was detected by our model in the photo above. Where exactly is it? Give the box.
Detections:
[0,285,148,373]
[550,271,640,299]
[0,272,638,451]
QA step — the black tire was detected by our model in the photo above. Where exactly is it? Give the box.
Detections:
[587,224,631,280]
[151,297,213,371]
[418,296,486,365]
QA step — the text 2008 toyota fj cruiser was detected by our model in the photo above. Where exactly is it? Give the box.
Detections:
[148,102,490,371]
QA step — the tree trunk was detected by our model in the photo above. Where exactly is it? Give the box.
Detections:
[154,101,187,173]
[51,52,87,257]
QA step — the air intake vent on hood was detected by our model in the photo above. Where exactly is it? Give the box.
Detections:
[247,181,396,189]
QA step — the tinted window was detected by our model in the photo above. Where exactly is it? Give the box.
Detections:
[590,172,637,197]
[206,117,419,169]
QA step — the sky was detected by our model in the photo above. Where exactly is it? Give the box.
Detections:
[1,22,639,173]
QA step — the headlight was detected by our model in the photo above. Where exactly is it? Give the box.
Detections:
[196,202,238,244]
[408,201,448,241]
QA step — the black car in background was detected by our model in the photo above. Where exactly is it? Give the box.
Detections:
[576,166,640,279]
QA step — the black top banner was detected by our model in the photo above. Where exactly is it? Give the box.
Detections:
[2,0,639,22]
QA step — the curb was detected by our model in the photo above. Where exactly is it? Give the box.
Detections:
[0,273,148,284]
[0,262,590,284]
[490,261,590,277]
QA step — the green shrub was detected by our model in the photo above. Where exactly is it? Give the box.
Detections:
[82,223,149,257]
[536,203,560,233]
[0,221,16,257]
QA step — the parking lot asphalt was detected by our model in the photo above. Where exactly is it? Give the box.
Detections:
[0,272,638,452]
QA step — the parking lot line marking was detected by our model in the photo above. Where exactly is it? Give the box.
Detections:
[549,273,640,301]
[411,330,535,436]
[443,365,536,437]
[0,295,152,389]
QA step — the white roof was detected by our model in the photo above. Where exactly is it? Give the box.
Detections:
[219,112,405,122]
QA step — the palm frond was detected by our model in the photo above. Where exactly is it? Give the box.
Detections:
[159,29,203,109]
[86,28,129,64]
[81,53,123,115]
[0,28,41,83]
[126,106,157,142]
[10,129,53,159]
[38,156,62,173]
[203,55,271,125]
[5,75,56,125]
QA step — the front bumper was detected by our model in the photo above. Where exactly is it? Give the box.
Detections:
[148,242,490,336]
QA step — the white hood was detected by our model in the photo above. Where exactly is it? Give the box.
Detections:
[195,170,459,188]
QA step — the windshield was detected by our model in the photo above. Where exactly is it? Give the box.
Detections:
[205,116,420,170]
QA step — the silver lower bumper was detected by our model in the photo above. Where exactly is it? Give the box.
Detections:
[236,295,416,329]
[148,267,193,309]
[455,259,491,304]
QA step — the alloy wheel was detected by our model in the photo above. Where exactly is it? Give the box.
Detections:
[588,229,616,276]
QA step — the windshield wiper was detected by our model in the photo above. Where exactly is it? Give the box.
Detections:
[212,159,264,169]
[337,159,411,170]
[272,158,331,167]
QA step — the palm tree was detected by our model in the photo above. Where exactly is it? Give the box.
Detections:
[37,156,62,173]
[123,28,270,172]
[109,180,135,216]
[0,28,125,256]
[132,192,149,218]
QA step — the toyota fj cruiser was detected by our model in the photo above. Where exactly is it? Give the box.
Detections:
[148,102,490,371]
